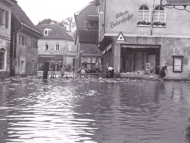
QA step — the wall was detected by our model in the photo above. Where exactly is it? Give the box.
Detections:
[105,0,190,37]
[75,4,97,31]
[38,39,75,56]
[0,1,12,78]
[15,30,38,76]
[0,1,12,39]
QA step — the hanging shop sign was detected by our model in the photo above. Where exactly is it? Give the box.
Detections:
[110,10,133,28]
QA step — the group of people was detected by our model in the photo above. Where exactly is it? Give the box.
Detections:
[78,61,115,78]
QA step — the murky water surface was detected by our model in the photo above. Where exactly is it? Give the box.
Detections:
[0,78,190,143]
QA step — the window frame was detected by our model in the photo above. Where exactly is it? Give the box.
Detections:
[153,6,166,27]
[44,29,48,36]
[172,55,183,73]
[137,5,151,22]
[55,43,60,51]
[84,20,98,29]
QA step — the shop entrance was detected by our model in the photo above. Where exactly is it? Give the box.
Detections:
[120,46,160,74]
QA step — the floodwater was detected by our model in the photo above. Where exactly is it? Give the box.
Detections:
[0,78,190,143]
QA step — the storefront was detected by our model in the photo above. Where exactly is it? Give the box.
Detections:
[120,44,160,74]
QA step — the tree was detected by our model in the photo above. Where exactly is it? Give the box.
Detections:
[59,17,76,32]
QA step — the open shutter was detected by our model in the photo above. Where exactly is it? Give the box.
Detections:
[0,8,2,26]
[5,10,9,28]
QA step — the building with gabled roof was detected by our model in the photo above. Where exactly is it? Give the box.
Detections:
[11,3,43,76]
[0,0,17,79]
[74,1,102,72]
[37,23,75,72]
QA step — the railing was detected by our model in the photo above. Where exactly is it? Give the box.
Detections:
[77,73,107,79]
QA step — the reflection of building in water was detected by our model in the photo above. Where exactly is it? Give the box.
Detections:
[172,86,182,102]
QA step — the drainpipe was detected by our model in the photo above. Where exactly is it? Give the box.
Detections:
[150,0,155,35]
[12,24,23,76]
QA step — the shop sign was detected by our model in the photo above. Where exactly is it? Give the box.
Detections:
[110,10,133,28]
[102,50,105,54]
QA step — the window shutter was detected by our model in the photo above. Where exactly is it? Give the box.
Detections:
[0,8,2,26]
[5,10,9,28]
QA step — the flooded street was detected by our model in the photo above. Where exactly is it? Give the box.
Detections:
[0,78,190,143]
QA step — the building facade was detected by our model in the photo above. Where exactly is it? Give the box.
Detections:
[74,1,102,72]
[11,4,42,76]
[37,23,75,71]
[97,0,190,79]
[0,0,17,79]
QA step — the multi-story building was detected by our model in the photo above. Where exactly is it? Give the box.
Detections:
[11,4,42,76]
[37,23,75,71]
[74,1,102,72]
[0,0,17,79]
[97,0,190,79]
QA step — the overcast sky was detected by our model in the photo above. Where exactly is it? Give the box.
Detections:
[17,0,93,25]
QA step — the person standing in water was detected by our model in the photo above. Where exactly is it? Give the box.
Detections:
[158,63,168,79]
[78,63,89,77]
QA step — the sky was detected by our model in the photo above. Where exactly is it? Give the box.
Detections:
[17,0,93,25]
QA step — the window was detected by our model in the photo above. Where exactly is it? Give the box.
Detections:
[44,29,48,36]
[0,48,6,70]
[31,40,37,48]
[45,43,49,50]
[173,56,183,73]
[19,35,27,46]
[84,20,98,29]
[138,5,150,22]
[0,7,9,28]
[153,6,166,27]
[55,43,59,50]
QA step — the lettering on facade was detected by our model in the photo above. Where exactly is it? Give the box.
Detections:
[110,10,133,28]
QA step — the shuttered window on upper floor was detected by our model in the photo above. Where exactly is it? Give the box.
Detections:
[0,7,9,28]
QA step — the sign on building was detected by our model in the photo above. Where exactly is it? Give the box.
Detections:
[160,0,190,6]
[116,32,126,43]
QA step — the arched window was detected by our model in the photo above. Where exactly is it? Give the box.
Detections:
[0,48,6,70]
[153,6,165,23]
[138,5,150,22]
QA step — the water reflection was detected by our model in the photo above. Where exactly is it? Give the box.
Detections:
[0,79,190,143]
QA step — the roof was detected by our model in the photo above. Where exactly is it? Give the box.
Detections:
[6,0,17,5]
[11,4,41,35]
[78,30,98,43]
[37,24,74,41]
